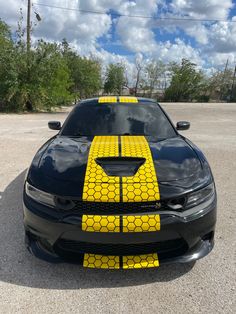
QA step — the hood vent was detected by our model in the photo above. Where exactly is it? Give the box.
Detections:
[96,157,146,177]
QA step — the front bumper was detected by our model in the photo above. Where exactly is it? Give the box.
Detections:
[23,194,216,268]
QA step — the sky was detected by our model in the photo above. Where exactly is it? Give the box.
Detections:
[1,0,236,75]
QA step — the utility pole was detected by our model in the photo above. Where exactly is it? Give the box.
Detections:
[26,0,32,111]
[25,1,41,111]
[27,0,31,56]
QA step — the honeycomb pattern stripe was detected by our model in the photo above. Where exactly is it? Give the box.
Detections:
[98,96,117,103]
[83,254,120,269]
[83,136,120,202]
[83,135,160,203]
[119,96,138,103]
[123,253,159,269]
[83,253,160,269]
[82,215,120,232]
[121,136,160,202]
[82,214,161,233]
[123,215,160,232]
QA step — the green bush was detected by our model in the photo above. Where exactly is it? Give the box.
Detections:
[0,21,102,112]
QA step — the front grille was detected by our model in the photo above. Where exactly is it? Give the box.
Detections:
[71,201,169,214]
[54,238,188,260]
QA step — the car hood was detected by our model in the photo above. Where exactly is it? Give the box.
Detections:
[36,136,199,179]
[28,135,211,199]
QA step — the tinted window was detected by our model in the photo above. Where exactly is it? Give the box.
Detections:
[61,101,177,138]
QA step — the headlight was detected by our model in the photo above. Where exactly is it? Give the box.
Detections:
[185,183,215,209]
[166,183,216,219]
[25,182,56,207]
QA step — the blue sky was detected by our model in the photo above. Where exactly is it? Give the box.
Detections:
[1,0,236,73]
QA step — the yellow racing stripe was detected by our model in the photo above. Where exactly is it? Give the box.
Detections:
[119,96,138,103]
[83,136,160,202]
[121,136,160,202]
[123,214,160,232]
[123,253,159,269]
[83,253,159,269]
[83,136,120,202]
[99,96,117,103]
[82,214,160,233]
[83,254,120,269]
[82,215,120,232]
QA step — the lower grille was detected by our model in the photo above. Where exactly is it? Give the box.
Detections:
[71,201,168,214]
[54,239,188,260]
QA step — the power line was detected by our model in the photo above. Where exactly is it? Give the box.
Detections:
[33,2,236,23]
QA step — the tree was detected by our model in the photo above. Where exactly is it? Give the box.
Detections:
[0,20,23,111]
[0,19,102,112]
[0,25,73,112]
[145,60,166,97]
[0,19,11,46]
[207,69,234,101]
[104,63,125,94]
[133,54,143,96]
[164,59,205,102]
[71,57,101,99]
[62,43,102,100]
[31,41,72,110]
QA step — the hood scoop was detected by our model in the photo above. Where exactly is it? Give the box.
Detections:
[96,157,146,177]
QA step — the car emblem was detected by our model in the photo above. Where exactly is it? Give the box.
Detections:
[155,202,162,209]
[140,202,162,209]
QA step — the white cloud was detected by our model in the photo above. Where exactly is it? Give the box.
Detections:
[155,0,234,46]
[184,23,208,45]
[207,19,236,53]
[0,0,26,27]
[153,17,209,45]
[155,39,203,66]
[0,0,236,72]
[116,0,159,54]
[116,17,157,53]
[34,1,112,45]
[205,51,236,68]
[170,0,233,19]
[153,0,236,66]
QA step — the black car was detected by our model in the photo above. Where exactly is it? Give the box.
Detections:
[23,96,217,269]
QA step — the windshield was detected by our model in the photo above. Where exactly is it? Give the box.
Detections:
[61,101,177,138]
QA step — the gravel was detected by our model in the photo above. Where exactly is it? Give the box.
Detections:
[0,103,235,314]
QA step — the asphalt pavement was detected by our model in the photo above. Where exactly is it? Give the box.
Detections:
[0,103,235,313]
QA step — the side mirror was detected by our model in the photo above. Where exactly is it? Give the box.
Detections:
[48,121,61,130]
[176,121,190,131]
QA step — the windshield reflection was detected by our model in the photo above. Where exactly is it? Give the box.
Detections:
[61,101,177,138]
